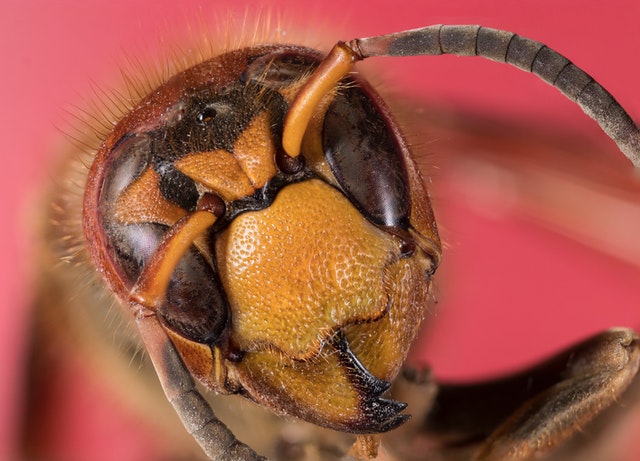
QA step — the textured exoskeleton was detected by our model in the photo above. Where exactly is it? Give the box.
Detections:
[29,23,640,461]
[83,44,441,438]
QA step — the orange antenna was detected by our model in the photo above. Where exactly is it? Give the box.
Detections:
[283,25,640,167]
[282,42,359,158]
[131,211,217,309]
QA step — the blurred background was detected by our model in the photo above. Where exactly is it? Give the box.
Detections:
[2,0,639,460]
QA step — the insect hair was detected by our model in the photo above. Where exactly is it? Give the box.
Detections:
[32,14,347,452]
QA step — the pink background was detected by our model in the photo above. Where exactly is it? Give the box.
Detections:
[2,1,639,460]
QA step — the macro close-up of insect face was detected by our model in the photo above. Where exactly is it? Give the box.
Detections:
[6,2,640,461]
[85,41,441,438]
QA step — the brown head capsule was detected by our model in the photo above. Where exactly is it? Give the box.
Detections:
[83,43,441,436]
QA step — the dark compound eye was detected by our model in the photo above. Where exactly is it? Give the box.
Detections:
[323,83,410,229]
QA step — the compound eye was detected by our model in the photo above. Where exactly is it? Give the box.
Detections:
[323,83,411,229]
[159,243,228,345]
[95,134,162,285]
[94,132,229,345]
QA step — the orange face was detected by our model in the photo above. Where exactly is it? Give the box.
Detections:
[83,44,441,434]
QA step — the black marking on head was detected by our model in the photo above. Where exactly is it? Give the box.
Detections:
[156,163,199,211]
[332,334,409,434]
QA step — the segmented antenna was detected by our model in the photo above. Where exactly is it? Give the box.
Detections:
[284,25,640,168]
[135,314,267,461]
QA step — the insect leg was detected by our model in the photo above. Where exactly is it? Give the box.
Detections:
[419,328,639,461]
